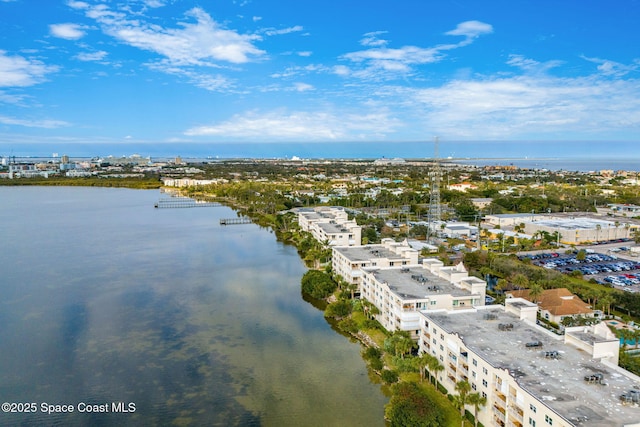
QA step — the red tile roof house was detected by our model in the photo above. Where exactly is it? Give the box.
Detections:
[506,288,594,324]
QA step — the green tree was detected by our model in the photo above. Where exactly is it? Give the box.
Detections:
[300,270,337,299]
[511,273,530,290]
[416,353,430,382]
[385,382,445,427]
[528,283,544,303]
[467,392,487,427]
[427,356,444,391]
[453,380,471,427]
[324,299,352,318]
[384,331,416,359]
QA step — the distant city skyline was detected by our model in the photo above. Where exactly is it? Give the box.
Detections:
[1,0,640,148]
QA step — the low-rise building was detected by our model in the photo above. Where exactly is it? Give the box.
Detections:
[506,288,594,324]
[419,299,639,427]
[522,217,637,244]
[360,261,486,338]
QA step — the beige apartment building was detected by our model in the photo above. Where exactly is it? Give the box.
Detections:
[332,238,419,292]
[296,206,362,246]
[419,299,640,427]
[360,261,486,338]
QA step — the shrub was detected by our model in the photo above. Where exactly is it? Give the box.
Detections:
[381,369,399,384]
[325,299,353,318]
[385,382,445,427]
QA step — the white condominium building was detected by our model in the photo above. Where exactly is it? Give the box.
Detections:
[360,260,486,338]
[419,299,640,427]
[332,238,419,291]
[296,206,361,246]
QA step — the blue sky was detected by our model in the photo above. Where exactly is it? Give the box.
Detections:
[1,0,640,152]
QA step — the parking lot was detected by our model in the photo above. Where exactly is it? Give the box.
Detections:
[520,249,640,293]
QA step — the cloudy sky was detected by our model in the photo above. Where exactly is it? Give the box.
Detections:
[1,0,640,149]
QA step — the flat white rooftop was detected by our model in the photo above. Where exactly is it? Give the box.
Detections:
[531,217,614,230]
[364,266,474,300]
[426,308,640,426]
[334,245,410,262]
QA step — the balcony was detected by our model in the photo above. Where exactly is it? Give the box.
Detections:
[492,405,506,423]
[508,405,524,423]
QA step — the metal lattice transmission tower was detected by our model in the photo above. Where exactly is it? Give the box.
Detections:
[427,136,442,241]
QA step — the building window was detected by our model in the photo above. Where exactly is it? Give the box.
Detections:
[482,379,488,387]
[472,359,477,366]
[439,345,444,351]
[415,330,419,335]
[530,404,536,413]
[471,383,476,391]
[482,367,488,375]
[432,338,436,345]
[430,301,437,305]
[545,415,553,425]
[440,334,444,340]
[472,371,476,378]
[424,320,429,327]
[453,300,459,306]
[481,391,486,399]
[529,418,536,426]
[432,328,437,333]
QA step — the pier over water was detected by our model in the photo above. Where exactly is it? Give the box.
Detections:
[154,198,222,209]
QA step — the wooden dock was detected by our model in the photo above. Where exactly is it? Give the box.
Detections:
[154,198,222,209]
[220,217,252,225]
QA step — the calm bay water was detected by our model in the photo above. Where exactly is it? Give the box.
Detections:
[0,187,387,426]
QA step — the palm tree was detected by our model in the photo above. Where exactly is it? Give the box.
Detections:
[528,283,544,304]
[599,294,613,316]
[511,273,530,290]
[427,356,444,391]
[467,392,487,427]
[416,353,430,382]
[454,380,471,427]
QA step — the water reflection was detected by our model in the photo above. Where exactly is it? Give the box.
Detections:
[0,187,387,426]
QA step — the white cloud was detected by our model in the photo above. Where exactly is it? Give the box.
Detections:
[411,74,640,139]
[360,31,389,47]
[75,50,108,61]
[142,0,165,7]
[292,82,313,92]
[146,61,233,91]
[253,16,262,22]
[184,109,402,141]
[340,20,492,80]
[0,115,69,128]
[445,20,494,39]
[49,23,87,40]
[0,50,58,87]
[297,51,312,57]
[0,90,26,104]
[262,25,303,36]
[81,5,264,65]
[67,1,89,9]
[581,55,639,77]
[507,54,563,73]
